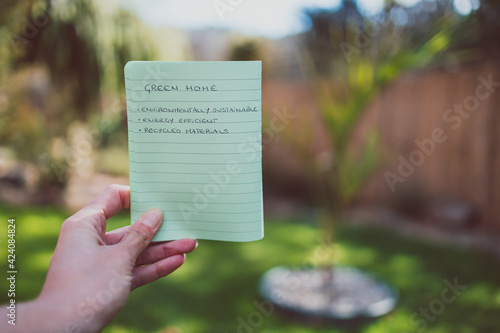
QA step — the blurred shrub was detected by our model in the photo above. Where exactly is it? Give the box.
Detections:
[0,0,157,190]
[95,146,129,177]
[229,39,261,61]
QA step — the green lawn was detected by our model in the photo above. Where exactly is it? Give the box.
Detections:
[1,204,499,333]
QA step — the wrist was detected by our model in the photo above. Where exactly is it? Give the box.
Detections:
[15,294,103,333]
[17,297,75,333]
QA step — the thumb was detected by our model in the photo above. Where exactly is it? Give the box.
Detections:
[120,208,163,260]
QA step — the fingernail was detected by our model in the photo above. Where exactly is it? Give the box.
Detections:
[183,253,187,260]
[142,208,163,229]
[195,240,199,248]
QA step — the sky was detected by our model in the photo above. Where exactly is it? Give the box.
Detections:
[121,0,478,39]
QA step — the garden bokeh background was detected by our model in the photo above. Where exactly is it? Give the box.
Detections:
[1,0,500,332]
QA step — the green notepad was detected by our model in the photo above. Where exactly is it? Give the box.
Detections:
[124,61,263,242]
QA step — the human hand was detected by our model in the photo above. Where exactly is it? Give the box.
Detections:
[8,184,197,333]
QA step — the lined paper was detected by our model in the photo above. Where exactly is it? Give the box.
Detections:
[125,61,263,242]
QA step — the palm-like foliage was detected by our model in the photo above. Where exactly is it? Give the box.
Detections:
[281,13,455,266]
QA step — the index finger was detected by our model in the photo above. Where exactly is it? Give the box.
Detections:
[66,184,130,228]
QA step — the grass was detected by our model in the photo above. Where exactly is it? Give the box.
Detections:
[1,204,499,333]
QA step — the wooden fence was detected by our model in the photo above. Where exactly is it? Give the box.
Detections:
[263,60,500,230]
